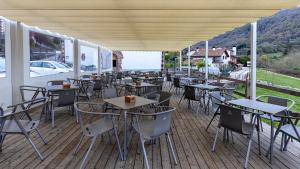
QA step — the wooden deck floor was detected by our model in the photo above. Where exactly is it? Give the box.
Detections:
[1,89,300,169]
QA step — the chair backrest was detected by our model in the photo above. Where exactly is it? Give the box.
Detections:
[67,78,81,86]
[166,74,172,81]
[222,88,235,101]
[268,96,288,107]
[20,85,47,102]
[81,81,94,98]
[3,97,48,122]
[219,104,244,133]
[184,86,196,100]
[51,90,76,107]
[104,87,118,99]
[117,72,123,79]
[210,91,223,111]
[257,95,294,110]
[152,107,175,137]
[81,75,91,79]
[173,77,181,87]
[47,80,64,86]
[74,102,117,136]
[93,79,103,90]
[158,92,172,106]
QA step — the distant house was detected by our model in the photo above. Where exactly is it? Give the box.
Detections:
[192,46,238,65]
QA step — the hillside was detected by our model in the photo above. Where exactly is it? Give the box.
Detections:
[191,7,300,56]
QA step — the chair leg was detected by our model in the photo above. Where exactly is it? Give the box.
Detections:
[257,128,261,155]
[166,133,178,164]
[80,135,97,169]
[26,135,44,160]
[231,131,234,144]
[169,85,173,92]
[140,137,150,169]
[179,94,185,104]
[51,109,55,128]
[260,119,263,132]
[74,133,85,155]
[212,127,221,151]
[113,127,123,160]
[206,113,218,131]
[244,137,253,169]
[108,131,112,144]
[0,134,6,152]
[36,129,47,145]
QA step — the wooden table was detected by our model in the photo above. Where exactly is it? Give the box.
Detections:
[227,98,287,163]
[104,96,156,160]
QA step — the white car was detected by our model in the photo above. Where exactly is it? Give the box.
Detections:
[30,61,73,77]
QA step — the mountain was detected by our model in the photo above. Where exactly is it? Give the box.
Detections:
[191,7,300,56]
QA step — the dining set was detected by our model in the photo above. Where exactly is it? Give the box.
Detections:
[0,71,299,169]
[167,72,299,168]
[0,72,178,169]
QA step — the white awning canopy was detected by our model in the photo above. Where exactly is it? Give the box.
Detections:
[0,0,299,51]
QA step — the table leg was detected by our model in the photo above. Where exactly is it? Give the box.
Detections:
[256,114,261,155]
[123,110,128,160]
[270,115,274,163]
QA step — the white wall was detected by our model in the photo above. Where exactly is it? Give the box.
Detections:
[0,20,12,107]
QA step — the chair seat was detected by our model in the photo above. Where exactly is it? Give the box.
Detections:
[2,120,39,133]
[242,122,255,135]
[280,124,300,140]
[133,119,158,139]
[83,118,114,137]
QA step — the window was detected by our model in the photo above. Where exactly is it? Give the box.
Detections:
[30,61,42,67]
[0,19,6,78]
[29,31,74,77]
[42,62,53,68]
[80,45,98,72]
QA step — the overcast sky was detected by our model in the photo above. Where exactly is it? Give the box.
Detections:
[122,51,162,70]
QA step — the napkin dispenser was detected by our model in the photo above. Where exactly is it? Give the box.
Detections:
[125,95,136,103]
[63,83,71,89]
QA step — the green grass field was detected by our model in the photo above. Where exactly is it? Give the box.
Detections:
[256,69,300,90]
[235,69,300,127]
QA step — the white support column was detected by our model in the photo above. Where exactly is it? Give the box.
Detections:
[11,21,25,104]
[98,46,102,74]
[188,46,191,76]
[250,22,257,100]
[205,40,209,80]
[179,50,182,72]
[73,39,80,78]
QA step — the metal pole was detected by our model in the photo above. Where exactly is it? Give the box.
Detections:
[250,22,257,100]
[188,46,191,76]
[179,50,182,72]
[205,41,209,80]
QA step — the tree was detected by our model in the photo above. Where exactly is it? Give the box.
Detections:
[196,59,205,70]
[239,56,250,66]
